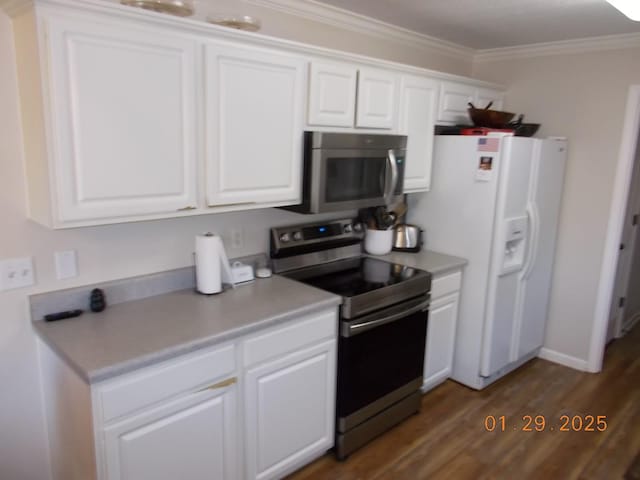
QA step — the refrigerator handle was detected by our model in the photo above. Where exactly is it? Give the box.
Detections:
[522,203,540,279]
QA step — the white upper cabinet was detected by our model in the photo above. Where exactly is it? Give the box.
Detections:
[438,81,507,124]
[437,81,476,124]
[307,61,398,129]
[44,14,199,223]
[15,2,503,228]
[205,43,305,207]
[355,67,399,129]
[398,75,438,192]
[307,62,357,127]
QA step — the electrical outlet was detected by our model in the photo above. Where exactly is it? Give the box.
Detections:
[230,228,244,250]
[54,250,78,280]
[0,257,35,291]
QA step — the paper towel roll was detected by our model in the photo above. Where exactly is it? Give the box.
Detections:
[195,233,222,294]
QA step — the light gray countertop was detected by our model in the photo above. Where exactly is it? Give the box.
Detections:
[33,249,463,385]
[374,249,467,275]
[34,275,341,384]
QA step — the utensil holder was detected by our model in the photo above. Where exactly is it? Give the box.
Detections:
[364,229,393,255]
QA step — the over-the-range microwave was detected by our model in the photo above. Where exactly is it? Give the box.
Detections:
[282,131,407,214]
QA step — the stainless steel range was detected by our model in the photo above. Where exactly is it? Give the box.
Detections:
[270,218,431,459]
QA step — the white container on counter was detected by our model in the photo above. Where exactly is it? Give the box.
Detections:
[364,229,393,255]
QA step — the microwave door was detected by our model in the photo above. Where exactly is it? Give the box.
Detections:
[313,149,389,212]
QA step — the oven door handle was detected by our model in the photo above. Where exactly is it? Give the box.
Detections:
[384,149,399,204]
[342,297,430,337]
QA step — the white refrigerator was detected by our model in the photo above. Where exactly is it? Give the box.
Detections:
[409,134,567,390]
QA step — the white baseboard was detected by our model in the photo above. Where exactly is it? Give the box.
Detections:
[538,348,590,371]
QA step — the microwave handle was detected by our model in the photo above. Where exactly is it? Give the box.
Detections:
[385,149,399,203]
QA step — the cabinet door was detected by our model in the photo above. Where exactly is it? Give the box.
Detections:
[355,67,398,129]
[423,293,459,392]
[245,340,336,480]
[398,75,438,192]
[103,381,237,480]
[307,62,357,127]
[205,43,305,207]
[437,81,475,124]
[476,88,504,111]
[46,16,198,222]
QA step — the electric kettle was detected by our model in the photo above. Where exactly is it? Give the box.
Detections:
[392,224,423,252]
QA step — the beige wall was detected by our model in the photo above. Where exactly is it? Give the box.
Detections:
[0,5,472,479]
[473,48,640,364]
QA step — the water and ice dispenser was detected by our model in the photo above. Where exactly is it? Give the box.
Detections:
[500,216,528,275]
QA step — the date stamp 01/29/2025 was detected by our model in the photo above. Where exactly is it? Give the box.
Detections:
[484,415,608,432]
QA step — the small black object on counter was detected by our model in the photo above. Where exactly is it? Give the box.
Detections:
[44,309,83,322]
[90,288,106,312]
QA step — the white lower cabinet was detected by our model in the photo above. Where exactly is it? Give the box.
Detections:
[103,384,237,480]
[423,269,462,392]
[40,307,337,480]
[244,340,336,480]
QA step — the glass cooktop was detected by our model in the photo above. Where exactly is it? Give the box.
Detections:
[283,256,427,298]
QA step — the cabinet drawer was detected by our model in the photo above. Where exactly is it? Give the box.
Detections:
[97,343,236,423]
[431,270,462,300]
[243,309,337,367]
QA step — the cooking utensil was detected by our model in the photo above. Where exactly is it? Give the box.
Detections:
[392,224,423,252]
[507,115,541,137]
[467,102,515,129]
[391,202,407,224]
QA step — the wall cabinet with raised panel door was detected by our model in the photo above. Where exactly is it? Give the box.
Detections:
[205,43,305,208]
[398,75,438,192]
[17,7,306,228]
[39,307,338,480]
[423,268,463,392]
[307,61,398,129]
[437,81,504,124]
[28,10,200,226]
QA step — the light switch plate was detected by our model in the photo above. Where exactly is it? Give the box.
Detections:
[54,250,78,280]
[0,257,35,290]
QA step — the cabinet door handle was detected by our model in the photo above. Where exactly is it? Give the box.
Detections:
[195,377,237,393]
[177,206,197,211]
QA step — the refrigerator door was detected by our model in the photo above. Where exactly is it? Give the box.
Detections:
[480,137,536,377]
[512,139,567,360]
[408,135,504,388]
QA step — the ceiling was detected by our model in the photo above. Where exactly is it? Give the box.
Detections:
[313,0,640,49]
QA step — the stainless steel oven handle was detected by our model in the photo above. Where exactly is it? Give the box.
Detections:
[384,149,399,204]
[343,297,430,337]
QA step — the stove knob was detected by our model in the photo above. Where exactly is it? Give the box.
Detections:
[343,224,353,233]
[292,231,303,241]
[279,232,291,243]
[353,222,363,233]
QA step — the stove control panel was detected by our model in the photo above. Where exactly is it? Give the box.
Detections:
[270,218,364,258]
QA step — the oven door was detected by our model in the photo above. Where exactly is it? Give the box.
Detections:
[336,295,429,433]
[310,148,405,213]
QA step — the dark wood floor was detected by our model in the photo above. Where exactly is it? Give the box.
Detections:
[288,324,640,480]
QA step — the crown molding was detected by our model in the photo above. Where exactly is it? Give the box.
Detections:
[245,0,474,62]
[0,0,32,16]
[474,32,640,63]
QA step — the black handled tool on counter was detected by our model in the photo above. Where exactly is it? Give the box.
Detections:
[44,309,83,322]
